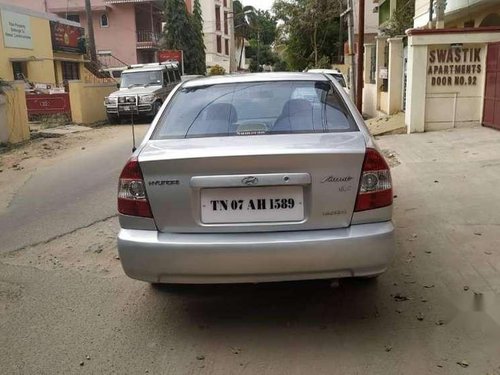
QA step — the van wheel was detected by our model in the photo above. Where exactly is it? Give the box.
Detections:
[107,114,120,124]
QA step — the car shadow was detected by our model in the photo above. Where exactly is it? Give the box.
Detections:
[147,277,392,334]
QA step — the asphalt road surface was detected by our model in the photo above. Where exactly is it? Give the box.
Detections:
[1,126,500,374]
[0,124,148,254]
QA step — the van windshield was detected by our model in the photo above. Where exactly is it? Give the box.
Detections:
[121,71,162,88]
[153,80,357,139]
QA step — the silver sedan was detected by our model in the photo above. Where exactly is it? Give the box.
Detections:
[117,73,395,284]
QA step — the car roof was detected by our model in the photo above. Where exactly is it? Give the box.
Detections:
[182,72,329,88]
[122,66,166,73]
[307,69,343,75]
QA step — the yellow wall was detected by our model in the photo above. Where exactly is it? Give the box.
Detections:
[0,81,29,143]
[68,81,116,124]
[0,14,56,84]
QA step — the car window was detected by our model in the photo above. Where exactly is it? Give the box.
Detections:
[153,80,357,139]
[173,69,181,82]
[166,69,173,84]
[121,71,162,88]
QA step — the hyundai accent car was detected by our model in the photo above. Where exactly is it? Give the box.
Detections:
[117,73,395,284]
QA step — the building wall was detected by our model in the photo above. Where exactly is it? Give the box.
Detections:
[446,7,500,28]
[78,4,138,65]
[414,0,500,28]
[424,43,486,131]
[68,80,115,124]
[0,6,56,83]
[3,0,161,66]
[355,0,378,35]
[0,81,29,143]
[201,0,234,72]
[405,29,500,132]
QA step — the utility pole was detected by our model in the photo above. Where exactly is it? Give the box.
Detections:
[257,28,260,70]
[338,1,343,65]
[85,0,98,63]
[341,0,356,103]
[356,0,365,111]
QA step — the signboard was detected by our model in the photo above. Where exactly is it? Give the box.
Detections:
[50,21,85,53]
[158,50,182,64]
[427,46,482,87]
[158,50,184,74]
[379,67,388,79]
[1,9,32,49]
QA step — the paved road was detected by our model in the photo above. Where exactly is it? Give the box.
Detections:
[0,125,148,253]
[1,126,500,374]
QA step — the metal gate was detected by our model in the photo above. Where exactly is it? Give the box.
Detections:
[26,93,71,121]
[483,42,500,130]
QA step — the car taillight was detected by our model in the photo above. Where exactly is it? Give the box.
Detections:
[354,148,393,212]
[117,156,153,218]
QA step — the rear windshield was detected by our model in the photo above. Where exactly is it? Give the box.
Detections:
[153,80,357,139]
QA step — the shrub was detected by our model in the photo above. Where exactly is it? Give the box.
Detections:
[209,65,226,76]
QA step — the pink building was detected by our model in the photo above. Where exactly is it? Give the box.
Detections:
[2,0,164,67]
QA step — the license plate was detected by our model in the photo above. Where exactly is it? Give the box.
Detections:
[201,186,304,224]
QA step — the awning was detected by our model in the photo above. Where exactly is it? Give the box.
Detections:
[9,57,44,62]
[53,57,90,63]
[9,57,90,63]
[105,0,160,4]
[48,5,108,13]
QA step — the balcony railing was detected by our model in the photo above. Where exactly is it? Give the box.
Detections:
[136,30,161,48]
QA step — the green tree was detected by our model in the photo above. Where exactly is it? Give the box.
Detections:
[382,0,415,37]
[163,0,205,74]
[273,0,343,71]
[233,1,255,70]
[191,0,206,74]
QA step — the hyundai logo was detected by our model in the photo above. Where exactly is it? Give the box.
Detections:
[241,176,259,186]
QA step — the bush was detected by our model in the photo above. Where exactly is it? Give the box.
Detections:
[209,65,225,76]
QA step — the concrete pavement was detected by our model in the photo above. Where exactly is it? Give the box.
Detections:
[1,126,500,374]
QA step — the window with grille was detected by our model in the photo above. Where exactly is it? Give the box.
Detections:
[215,6,221,31]
[369,46,376,84]
[225,39,229,55]
[66,14,80,23]
[61,62,80,81]
[224,12,228,34]
[100,14,109,27]
[217,35,222,54]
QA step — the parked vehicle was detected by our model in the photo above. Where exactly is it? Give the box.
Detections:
[101,66,126,84]
[104,62,181,123]
[306,68,350,95]
[117,72,395,285]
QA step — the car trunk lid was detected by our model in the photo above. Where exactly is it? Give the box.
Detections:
[139,132,366,233]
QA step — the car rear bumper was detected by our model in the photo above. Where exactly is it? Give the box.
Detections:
[117,221,395,284]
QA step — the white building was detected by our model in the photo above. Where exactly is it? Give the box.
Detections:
[199,0,235,72]
[363,0,500,132]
